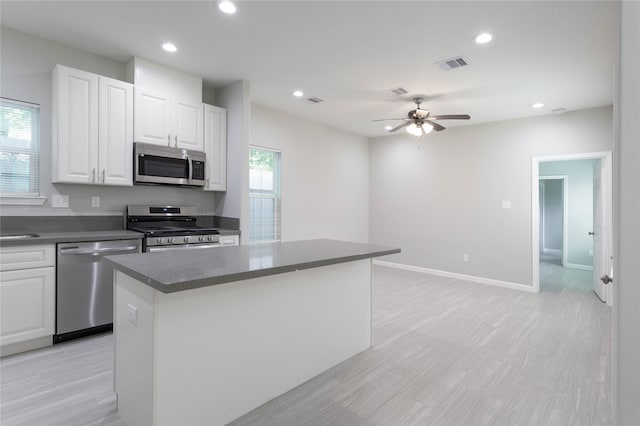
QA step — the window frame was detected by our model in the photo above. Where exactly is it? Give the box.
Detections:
[0,97,45,205]
[249,145,282,243]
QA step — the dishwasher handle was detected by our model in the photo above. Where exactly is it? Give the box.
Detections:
[59,246,139,255]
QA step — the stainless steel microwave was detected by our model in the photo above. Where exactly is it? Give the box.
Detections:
[134,143,206,187]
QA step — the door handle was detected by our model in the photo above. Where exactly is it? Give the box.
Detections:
[588,231,594,236]
[600,274,613,285]
[59,246,139,255]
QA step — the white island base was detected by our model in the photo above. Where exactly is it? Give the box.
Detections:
[114,259,372,425]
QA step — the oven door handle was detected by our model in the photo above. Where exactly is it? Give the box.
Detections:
[148,243,221,253]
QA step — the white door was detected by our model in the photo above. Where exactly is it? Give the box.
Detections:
[203,104,227,191]
[592,159,608,302]
[134,88,172,146]
[173,99,203,150]
[53,65,99,183]
[99,76,133,186]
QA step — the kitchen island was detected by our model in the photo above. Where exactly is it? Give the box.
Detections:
[106,239,399,426]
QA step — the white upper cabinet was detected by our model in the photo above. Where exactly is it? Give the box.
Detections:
[203,104,227,191]
[134,89,203,150]
[52,64,133,186]
[128,57,204,151]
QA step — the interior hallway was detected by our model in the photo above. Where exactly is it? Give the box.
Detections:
[0,264,612,425]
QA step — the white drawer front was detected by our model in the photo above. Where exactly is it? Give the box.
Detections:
[0,245,56,271]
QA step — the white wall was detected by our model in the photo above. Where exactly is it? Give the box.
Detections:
[251,104,369,243]
[541,179,563,252]
[369,106,612,287]
[540,159,596,267]
[615,2,640,423]
[0,27,218,216]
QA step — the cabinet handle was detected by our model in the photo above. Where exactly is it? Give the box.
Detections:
[92,168,96,183]
[167,133,171,146]
[101,169,106,183]
[206,178,210,189]
[175,135,178,147]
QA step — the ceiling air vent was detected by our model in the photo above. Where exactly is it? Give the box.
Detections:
[306,97,324,104]
[390,87,408,96]
[435,56,469,71]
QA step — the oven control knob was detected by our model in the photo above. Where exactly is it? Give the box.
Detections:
[157,238,164,244]
[167,237,174,244]
[198,236,204,242]
[207,235,214,242]
[184,236,190,243]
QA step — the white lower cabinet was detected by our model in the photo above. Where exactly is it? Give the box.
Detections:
[0,245,55,356]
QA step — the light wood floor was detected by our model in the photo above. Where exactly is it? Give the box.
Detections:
[0,263,611,426]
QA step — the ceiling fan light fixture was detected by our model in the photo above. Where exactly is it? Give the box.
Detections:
[406,123,422,137]
[422,123,434,134]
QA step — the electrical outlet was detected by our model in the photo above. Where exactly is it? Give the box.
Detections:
[51,194,69,208]
[589,249,594,256]
[501,200,512,209]
[128,304,138,325]
[91,196,100,208]
[463,254,469,263]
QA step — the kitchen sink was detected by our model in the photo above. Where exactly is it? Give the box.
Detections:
[0,233,40,241]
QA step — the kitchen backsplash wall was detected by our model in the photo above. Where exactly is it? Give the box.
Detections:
[0,27,219,217]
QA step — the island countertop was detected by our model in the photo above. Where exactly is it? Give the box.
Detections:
[105,239,400,293]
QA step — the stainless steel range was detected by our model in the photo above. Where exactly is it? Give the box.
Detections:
[127,205,220,252]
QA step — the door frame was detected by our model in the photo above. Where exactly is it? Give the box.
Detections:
[539,175,569,267]
[531,151,613,298]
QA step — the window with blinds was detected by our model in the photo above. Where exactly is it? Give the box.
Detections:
[249,146,281,243]
[0,98,40,196]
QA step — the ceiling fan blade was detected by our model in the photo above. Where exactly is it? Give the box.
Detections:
[388,122,411,132]
[425,120,446,132]
[372,118,410,122]
[429,114,471,120]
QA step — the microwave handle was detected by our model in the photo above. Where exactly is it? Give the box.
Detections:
[185,154,192,180]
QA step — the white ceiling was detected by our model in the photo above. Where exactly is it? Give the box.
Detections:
[0,1,619,138]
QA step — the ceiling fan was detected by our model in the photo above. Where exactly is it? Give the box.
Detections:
[374,97,470,136]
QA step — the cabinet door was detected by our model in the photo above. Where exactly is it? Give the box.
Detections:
[0,267,55,346]
[203,104,227,191]
[134,87,172,146]
[52,65,99,183]
[174,99,203,150]
[99,76,134,186]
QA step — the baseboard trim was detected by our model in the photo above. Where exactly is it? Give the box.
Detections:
[542,248,562,255]
[564,263,593,271]
[373,260,537,293]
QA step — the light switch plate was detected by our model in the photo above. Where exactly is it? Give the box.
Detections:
[91,196,100,208]
[501,200,512,209]
[128,304,138,325]
[51,194,69,208]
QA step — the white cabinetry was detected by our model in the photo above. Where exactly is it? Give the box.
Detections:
[52,64,133,186]
[0,245,55,356]
[203,104,227,191]
[134,88,203,150]
[219,234,239,246]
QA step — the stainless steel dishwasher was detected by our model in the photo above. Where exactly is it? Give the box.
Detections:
[55,239,140,342]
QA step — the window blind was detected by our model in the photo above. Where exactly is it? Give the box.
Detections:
[0,98,40,195]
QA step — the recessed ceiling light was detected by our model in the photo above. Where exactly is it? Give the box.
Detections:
[292,90,304,98]
[531,102,545,109]
[474,33,493,44]
[218,1,237,14]
[384,125,393,131]
[162,42,177,53]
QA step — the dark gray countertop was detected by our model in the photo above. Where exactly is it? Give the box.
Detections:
[0,230,144,246]
[105,239,400,293]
